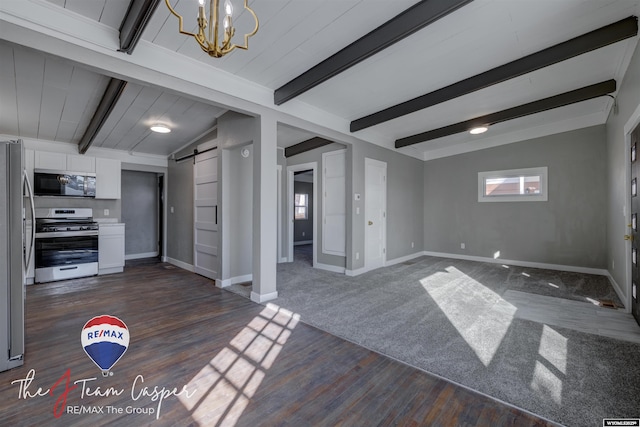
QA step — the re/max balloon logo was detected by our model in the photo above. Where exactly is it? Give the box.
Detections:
[81,315,130,377]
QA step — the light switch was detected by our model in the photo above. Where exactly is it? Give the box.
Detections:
[104,209,109,216]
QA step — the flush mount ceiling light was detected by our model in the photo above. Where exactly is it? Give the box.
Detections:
[150,124,171,133]
[469,126,488,135]
[165,0,259,58]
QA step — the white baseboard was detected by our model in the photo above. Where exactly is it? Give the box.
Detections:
[315,262,346,274]
[217,274,253,288]
[125,252,159,260]
[385,251,425,267]
[166,257,194,272]
[345,265,379,276]
[98,267,123,275]
[294,240,313,246]
[423,251,609,276]
[607,272,629,312]
[251,291,278,303]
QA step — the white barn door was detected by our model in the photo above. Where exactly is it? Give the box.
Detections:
[194,149,218,279]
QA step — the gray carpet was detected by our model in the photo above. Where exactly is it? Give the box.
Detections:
[226,247,640,427]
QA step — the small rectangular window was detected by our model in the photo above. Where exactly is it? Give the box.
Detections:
[478,167,548,202]
[294,193,308,220]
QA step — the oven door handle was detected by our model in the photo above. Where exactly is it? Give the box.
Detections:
[35,230,99,238]
[59,266,79,271]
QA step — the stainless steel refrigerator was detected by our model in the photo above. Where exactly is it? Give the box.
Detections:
[1,140,35,372]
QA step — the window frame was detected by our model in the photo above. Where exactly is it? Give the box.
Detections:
[478,167,548,203]
[294,192,309,220]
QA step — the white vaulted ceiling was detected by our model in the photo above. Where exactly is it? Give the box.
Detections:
[1,0,640,159]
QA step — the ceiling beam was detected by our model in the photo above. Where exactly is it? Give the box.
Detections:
[353,16,637,132]
[285,137,334,158]
[395,79,616,148]
[119,0,162,54]
[273,0,474,105]
[78,78,128,154]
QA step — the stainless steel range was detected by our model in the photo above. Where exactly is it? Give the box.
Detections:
[35,208,99,283]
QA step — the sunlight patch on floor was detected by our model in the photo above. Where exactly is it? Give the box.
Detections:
[421,266,516,367]
[179,304,299,426]
[530,325,566,405]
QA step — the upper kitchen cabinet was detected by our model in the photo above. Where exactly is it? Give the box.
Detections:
[95,158,121,199]
[67,154,95,173]
[34,152,95,173]
[34,151,66,170]
[24,149,34,188]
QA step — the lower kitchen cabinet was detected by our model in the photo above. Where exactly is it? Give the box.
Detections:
[98,223,125,275]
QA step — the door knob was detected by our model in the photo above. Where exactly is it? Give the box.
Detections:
[625,234,634,241]
[368,221,373,226]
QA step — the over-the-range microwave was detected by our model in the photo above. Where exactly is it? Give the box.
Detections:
[33,169,96,198]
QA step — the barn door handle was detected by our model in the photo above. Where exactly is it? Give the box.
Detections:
[625,234,634,241]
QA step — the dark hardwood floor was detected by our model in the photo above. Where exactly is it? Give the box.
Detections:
[0,261,558,426]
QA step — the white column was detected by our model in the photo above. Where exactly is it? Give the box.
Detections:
[251,113,278,303]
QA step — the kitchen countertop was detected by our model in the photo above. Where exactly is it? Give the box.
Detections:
[95,218,121,224]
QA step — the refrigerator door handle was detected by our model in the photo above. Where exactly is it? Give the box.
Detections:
[23,169,35,272]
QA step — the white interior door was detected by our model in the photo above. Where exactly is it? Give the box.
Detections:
[323,149,346,256]
[365,158,386,271]
[194,149,218,279]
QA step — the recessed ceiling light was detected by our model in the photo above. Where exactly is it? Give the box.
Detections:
[469,126,488,135]
[150,124,171,133]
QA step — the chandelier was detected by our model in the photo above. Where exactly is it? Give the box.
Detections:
[164,0,259,58]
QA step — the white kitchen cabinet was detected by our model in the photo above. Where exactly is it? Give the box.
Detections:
[34,151,66,170]
[95,158,121,199]
[67,154,95,173]
[98,223,125,275]
[34,151,95,173]
[24,149,34,190]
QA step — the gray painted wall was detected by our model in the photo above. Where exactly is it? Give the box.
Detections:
[287,142,346,268]
[349,141,424,270]
[606,40,640,288]
[228,143,253,278]
[217,111,258,281]
[424,125,608,268]
[121,170,158,256]
[294,180,313,242]
[166,153,194,265]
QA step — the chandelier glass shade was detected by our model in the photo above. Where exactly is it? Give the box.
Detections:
[164,0,259,58]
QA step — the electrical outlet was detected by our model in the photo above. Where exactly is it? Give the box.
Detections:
[356,207,360,215]
[356,252,360,260]
[461,243,465,249]
[411,242,414,248]
[104,209,109,216]
[302,231,305,237]
[170,206,174,214]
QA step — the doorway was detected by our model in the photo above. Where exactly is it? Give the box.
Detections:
[121,170,162,260]
[293,170,314,266]
[287,162,317,267]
